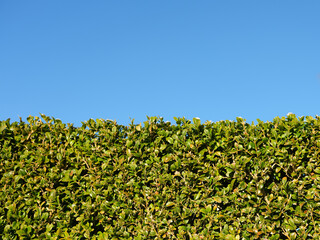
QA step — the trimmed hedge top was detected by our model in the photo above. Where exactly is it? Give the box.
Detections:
[1,114,320,239]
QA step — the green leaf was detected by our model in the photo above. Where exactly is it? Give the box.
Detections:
[213,196,222,203]
[57,153,62,161]
[160,144,167,151]
[0,122,7,133]
[166,137,173,144]
[193,117,201,126]
[126,140,133,147]
[166,202,175,208]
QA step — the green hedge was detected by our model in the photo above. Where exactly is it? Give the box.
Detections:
[0,114,320,239]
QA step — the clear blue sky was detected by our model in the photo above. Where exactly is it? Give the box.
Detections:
[1,1,319,126]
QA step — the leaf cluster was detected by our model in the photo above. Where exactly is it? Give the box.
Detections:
[1,114,320,239]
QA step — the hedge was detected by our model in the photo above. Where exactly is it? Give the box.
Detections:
[0,114,320,239]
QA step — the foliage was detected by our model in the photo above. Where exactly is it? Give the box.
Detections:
[1,114,320,239]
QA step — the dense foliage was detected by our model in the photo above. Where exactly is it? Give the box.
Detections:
[1,114,320,239]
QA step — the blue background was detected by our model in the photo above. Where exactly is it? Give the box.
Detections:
[1,1,319,126]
